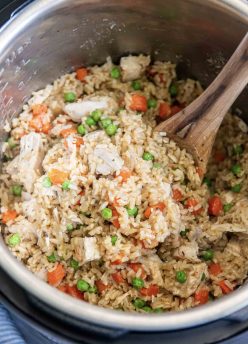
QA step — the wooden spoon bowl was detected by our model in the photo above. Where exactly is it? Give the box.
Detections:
[156,32,248,175]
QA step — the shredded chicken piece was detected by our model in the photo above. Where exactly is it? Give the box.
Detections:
[120,55,151,81]
[72,237,101,263]
[64,96,118,122]
[6,132,44,193]
[93,144,124,175]
[174,241,200,262]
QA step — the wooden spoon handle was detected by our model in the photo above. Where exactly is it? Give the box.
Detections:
[156,32,248,173]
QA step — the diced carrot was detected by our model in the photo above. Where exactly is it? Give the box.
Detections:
[76,68,88,81]
[196,167,204,177]
[42,122,52,134]
[128,263,146,279]
[60,127,77,138]
[154,202,166,211]
[75,136,84,147]
[158,102,171,119]
[185,198,203,215]
[214,151,226,162]
[113,197,120,207]
[170,104,184,115]
[118,169,132,183]
[194,288,209,305]
[208,263,222,276]
[144,207,152,219]
[172,189,183,202]
[111,259,123,265]
[218,280,233,294]
[32,104,48,116]
[109,206,120,228]
[2,210,18,224]
[208,196,223,216]
[130,94,147,112]
[29,115,51,134]
[47,264,66,286]
[144,202,166,218]
[95,280,108,293]
[112,218,120,228]
[57,285,67,293]
[48,169,69,185]
[67,285,84,300]
[112,272,125,284]
[140,284,159,297]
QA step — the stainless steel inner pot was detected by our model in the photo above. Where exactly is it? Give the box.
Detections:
[0,0,248,333]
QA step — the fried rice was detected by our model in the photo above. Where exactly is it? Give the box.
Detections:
[1,55,248,313]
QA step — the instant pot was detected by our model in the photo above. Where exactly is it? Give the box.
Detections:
[0,1,248,343]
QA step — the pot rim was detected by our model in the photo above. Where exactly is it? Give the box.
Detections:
[0,0,248,332]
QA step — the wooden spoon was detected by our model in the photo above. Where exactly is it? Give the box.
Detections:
[156,32,248,175]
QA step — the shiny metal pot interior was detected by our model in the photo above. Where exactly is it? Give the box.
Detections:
[0,0,248,333]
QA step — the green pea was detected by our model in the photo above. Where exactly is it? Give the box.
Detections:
[47,252,58,263]
[153,162,161,169]
[153,308,163,313]
[203,177,212,188]
[231,183,242,193]
[148,98,157,109]
[11,185,22,197]
[233,144,243,155]
[169,83,178,97]
[91,109,102,122]
[176,271,187,283]
[231,164,241,176]
[126,207,138,217]
[143,306,153,313]
[77,279,90,292]
[77,124,86,135]
[223,203,233,213]
[111,235,118,246]
[85,117,96,127]
[132,277,144,289]
[62,180,71,191]
[101,118,112,129]
[88,286,98,293]
[132,80,142,91]
[70,258,79,270]
[64,92,76,103]
[101,208,112,220]
[105,124,117,136]
[8,137,17,149]
[110,67,120,79]
[8,233,21,247]
[201,249,214,261]
[133,298,146,309]
[66,223,74,231]
[142,152,154,161]
[180,228,189,237]
[43,177,52,188]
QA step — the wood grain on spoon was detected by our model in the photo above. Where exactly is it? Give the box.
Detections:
[156,32,248,175]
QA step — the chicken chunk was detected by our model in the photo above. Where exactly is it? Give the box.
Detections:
[162,261,207,298]
[120,55,151,82]
[6,132,44,193]
[72,237,101,263]
[174,241,200,263]
[64,96,118,122]
[93,144,124,175]
[7,219,36,240]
